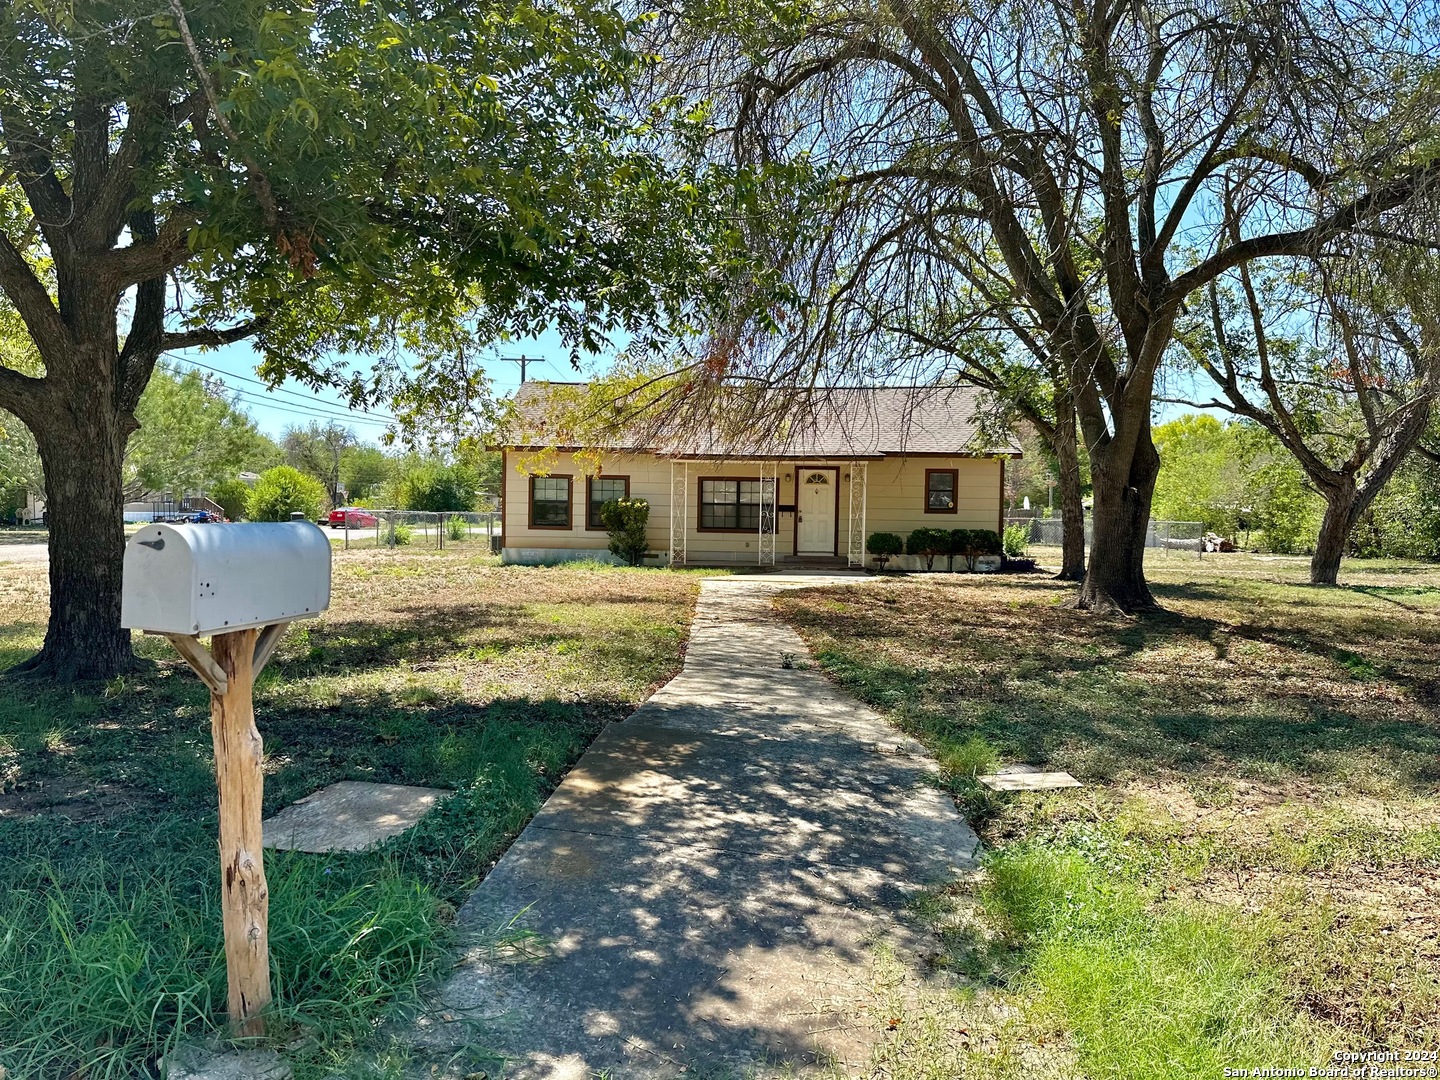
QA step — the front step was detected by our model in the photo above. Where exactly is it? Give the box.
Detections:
[779,555,852,569]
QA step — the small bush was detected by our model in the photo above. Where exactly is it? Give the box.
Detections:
[906,527,952,571]
[390,522,413,546]
[208,478,250,521]
[952,528,1003,571]
[1003,523,1031,558]
[866,531,904,571]
[446,515,467,541]
[600,498,650,566]
[246,466,326,522]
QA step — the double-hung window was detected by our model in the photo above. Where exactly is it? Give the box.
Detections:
[530,476,572,528]
[587,476,630,529]
[700,478,765,530]
[925,469,959,513]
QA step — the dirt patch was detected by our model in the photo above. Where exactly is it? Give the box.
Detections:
[0,776,158,823]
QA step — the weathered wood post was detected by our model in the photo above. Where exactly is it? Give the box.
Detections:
[210,627,269,1034]
[123,522,330,1036]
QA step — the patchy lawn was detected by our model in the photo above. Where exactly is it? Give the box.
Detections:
[778,558,1440,1078]
[0,547,699,1079]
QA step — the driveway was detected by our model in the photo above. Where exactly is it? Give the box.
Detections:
[0,542,49,568]
[414,572,979,1078]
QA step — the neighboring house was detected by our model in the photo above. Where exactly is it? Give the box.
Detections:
[496,382,1020,569]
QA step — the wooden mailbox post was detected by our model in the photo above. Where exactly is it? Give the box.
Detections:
[122,521,332,1035]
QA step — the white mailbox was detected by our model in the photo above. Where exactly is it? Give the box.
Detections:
[122,521,332,636]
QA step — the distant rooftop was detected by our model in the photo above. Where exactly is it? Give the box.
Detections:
[505,381,1020,459]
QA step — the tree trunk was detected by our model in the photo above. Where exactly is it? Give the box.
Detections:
[1310,500,1352,585]
[1052,398,1086,580]
[1074,432,1160,612]
[10,391,136,680]
[1310,476,1360,586]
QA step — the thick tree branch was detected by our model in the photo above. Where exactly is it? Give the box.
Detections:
[0,231,69,363]
[1168,159,1440,301]
[160,317,268,352]
[101,211,196,289]
[0,362,46,424]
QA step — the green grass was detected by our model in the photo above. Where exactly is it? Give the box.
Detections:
[982,845,1332,1077]
[0,815,445,1079]
[0,550,700,1077]
[778,558,1440,1071]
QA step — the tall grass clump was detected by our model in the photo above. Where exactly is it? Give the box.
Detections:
[0,813,446,1079]
[983,844,1336,1078]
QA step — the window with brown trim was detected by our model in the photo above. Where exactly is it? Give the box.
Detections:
[530,475,572,528]
[586,475,630,529]
[925,468,959,513]
[699,478,766,531]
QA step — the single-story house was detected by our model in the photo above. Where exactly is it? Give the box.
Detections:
[496,382,1020,570]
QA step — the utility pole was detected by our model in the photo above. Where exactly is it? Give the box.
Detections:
[499,356,542,384]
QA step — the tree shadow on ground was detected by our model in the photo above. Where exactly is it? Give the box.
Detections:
[783,578,1440,796]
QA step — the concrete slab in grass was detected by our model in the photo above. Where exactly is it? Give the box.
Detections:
[978,770,1082,792]
[262,780,449,853]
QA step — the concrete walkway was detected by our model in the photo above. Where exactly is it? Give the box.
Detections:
[418,573,979,1079]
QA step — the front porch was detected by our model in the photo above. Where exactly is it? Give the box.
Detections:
[664,458,872,568]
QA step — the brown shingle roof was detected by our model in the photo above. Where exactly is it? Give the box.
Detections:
[507,382,1020,458]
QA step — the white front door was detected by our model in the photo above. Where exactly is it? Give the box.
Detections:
[796,469,836,555]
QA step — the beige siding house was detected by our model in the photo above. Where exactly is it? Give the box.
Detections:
[498,383,1019,570]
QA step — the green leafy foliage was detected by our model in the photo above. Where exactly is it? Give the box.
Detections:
[208,478,252,521]
[906,527,951,571]
[1151,415,1247,534]
[283,423,352,506]
[340,445,393,502]
[599,497,650,566]
[951,528,1002,571]
[246,465,327,521]
[1002,523,1030,557]
[396,463,481,512]
[866,531,903,570]
[1349,462,1440,560]
[124,367,275,501]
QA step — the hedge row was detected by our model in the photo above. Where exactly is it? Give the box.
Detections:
[865,528,1003,570]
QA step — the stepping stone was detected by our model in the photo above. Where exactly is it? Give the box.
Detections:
[978,767,1082,792]
[262,780,449,853]
[163,1046,291,1080]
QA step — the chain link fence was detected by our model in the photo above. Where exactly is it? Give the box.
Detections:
[1007,514,1210,558]
[330,509,501,552]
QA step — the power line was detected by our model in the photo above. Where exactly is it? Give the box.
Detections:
[227,390,394,428]
[162,357,399,428]
[164,354,400,422]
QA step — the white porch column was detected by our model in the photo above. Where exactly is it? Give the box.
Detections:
[847,461,868,567]
[758,461,777,566]
[669,460,688,567]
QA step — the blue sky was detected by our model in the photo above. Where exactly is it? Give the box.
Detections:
[169,329,601,443]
